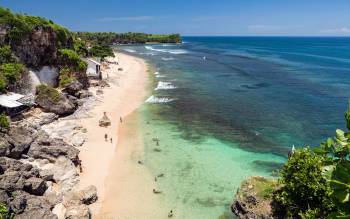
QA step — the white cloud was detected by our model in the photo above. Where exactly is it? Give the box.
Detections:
[95,16,154,22]
[320,27,350,34]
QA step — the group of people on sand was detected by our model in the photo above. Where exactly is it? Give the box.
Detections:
[102,113,124,143]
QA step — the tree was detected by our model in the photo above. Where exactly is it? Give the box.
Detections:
[89,44,114,60]
[273,148,335,218]
[0,46,15,65]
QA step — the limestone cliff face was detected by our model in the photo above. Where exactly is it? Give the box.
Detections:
[8,26,73,68]
[232,177,278,219]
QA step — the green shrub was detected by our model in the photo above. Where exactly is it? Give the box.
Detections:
[58,49,87,72]
[0,46,15,65]
[0,7,72,47]
[0,113,9,130]
[36,84,61,103]
[59,67,75,87]
[89,44,114,60]
[0,63,25,93]
[73,39,89,57]
[0,75,6,93]
[0,63,24,83]
[273,148,335,218]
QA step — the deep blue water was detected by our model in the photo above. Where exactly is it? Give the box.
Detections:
[118,37,350,218]
[123,37,350,156]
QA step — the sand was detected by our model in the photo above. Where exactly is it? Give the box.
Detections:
[76,52,160,217]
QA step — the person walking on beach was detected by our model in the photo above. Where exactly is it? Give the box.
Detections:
[120,116,123,123]
[110,137,113,143]
[104,133,108,142]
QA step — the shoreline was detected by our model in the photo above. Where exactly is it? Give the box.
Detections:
[76,52,151,216]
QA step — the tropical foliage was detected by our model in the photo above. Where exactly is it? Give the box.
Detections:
[0,7,71,46]
[36,84,61,103]
[89,44,115,60]
[0,46,15,65]
[0,63,25,93]
[58,67,75,87]
[0,114,9,130]
[58,49,87,72]
[272,102,350,218]
[75,32,181,45]
[273,148,335,218]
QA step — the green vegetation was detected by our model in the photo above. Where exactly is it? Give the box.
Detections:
[0,7,71,46]
[59,67,75,87]
[273,148,335,218]
[0,114,9,130]
[36,84,61,103]
[0,46,15,64]
[267,102,350,218]
[0,63,25,93]
[73,39,89,57]
[58,49,87,72]
[89,44,115,60]
[75,32,182,45]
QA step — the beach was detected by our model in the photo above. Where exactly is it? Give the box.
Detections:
[76,52,156,217]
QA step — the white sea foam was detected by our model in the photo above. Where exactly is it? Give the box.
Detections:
[145,95,174,103]
[161,57,175,61]
[155,81,176,90]
[123,49,136,53]
[156,75,165,78]
[139,52,155,56]
[145,46,188,54]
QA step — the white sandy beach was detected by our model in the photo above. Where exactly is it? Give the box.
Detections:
[76,52,157,217]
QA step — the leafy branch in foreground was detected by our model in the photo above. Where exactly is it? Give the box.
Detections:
[272,101,350,219]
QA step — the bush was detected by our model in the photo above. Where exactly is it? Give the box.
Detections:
[89,44,114,60]
[58,49,87,72]
[0,7,71,46]
[0,63,25,93]
[59,67,75,87]
[0,63,24,83]
[0,45,15,65]
[0,113,9,130]
[73,39,89,57]
[36,84,61,103]
[273,148,335,218]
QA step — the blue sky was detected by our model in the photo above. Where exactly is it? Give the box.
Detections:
[2,0,350,36]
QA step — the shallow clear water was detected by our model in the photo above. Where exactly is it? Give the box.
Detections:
[117,37,350,218]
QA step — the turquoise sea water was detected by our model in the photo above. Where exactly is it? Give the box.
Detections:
[119,37,350,218]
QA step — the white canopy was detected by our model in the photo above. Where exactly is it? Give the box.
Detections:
[0,92,25,108]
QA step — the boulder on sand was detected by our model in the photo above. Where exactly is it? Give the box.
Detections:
[35,85,77,116]
[63,81,83,97]
[99,112,111,127]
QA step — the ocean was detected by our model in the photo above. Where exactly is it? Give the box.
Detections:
[118,37,350,218]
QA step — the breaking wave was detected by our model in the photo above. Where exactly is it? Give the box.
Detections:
[155,81,176,90]
[123,49,136,53]
[161,57,175,61]
[145,95,175,103]
[145,46,188,54]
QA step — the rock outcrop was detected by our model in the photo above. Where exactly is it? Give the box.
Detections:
[232,177,279,219]
[35,91,77,116]
[27,131,79,163]
[63,81,84,98]
[8,26,73,68]
[63,186,97,219]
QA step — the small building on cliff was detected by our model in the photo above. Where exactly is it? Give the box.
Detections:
[0,93,34,117]
[85,58,102,80]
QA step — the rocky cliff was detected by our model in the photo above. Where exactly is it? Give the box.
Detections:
[232,177,280,219]
[0,7,88,90]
